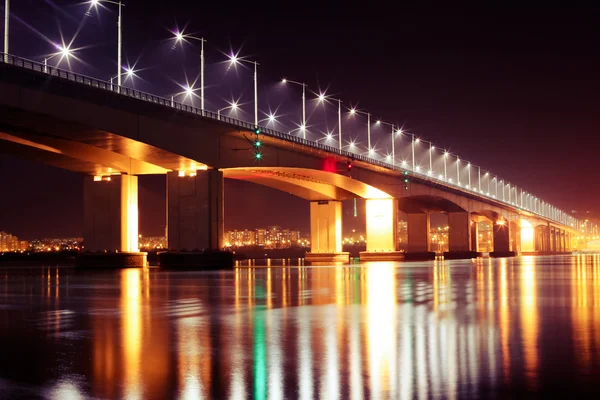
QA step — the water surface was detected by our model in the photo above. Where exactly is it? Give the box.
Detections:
[1,255,600,399]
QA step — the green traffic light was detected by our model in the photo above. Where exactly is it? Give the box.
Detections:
[254,128,261,134]
[404,178,409,183]
[255,152,262,159]
[254,140,261,147]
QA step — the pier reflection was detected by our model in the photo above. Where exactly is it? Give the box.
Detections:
[5,255,594,398]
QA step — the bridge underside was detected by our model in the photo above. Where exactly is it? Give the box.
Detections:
[0,109,205,175]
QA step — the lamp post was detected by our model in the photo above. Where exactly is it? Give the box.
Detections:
[229,54,259,127]
[456,157,460,185]
[174,31,206,113]
[443,151,449,181]
[350,108,373,156]
[318,93,343,151]
[412,135,419,172]
[3,0,8,62]
[90,0,124,87]
[43,45,72,72]
[109,67,134,89]
[478,167,481,192]
[376,120,397,166]
[217,101,238,120]
[429,143,434,175]
[282,78,307,138]
[467,163,471,189]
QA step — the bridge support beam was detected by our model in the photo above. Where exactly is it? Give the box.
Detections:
[444,211,480,259]
[405,213,435,260]
[305,200,349,263]
[360,198,402,261]
[79,174,146,267]
[490,220,515,257]
[166,169,224,251]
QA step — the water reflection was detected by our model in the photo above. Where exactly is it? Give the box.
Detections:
[3,256,600,398]
[572,254,600,373]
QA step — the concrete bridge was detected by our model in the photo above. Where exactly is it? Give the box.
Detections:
[0,55,580,263]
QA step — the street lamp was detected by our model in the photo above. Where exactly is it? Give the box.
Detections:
[89,0,124,87]
[412,135,419,172]
[349,108,374,156]
[376,120,398,167]
[4,0,8,62]
[318,93,343,151]
[174,31,206,113]
[229,54,259,127]
[217,101,238,120]
[443,151,449,181]
[109,66,134,89]
[428,144,434,175]
[282,78,307,138]
[43,44,72,72]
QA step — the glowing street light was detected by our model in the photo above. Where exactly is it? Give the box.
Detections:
[377,120,397,167]
[217,100,238,120]
[173,30,207,113]
[88,0,124,87]
[109,66,135,88]
[229,53,259,127]
[349,108,373,156]
[282,78,307,138]
[43,44,73,72]
[318,93,343,151]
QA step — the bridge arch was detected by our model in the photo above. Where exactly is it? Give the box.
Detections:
[221,167,393,200]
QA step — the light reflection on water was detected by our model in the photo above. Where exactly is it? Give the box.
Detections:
[1,255,600,398]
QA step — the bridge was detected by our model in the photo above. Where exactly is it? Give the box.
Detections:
[0,54,581,264]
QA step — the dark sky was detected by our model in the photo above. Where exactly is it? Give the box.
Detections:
[1,0,599,239]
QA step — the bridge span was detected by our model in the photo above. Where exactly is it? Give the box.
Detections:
[0,55,580,262]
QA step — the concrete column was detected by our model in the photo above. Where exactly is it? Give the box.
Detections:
[470,221,479,252]
[84,174,138,252]
[407,213,430,253]
[448,211,472,252]
[550,227,556,252]
[309,200,342,253]
[167,169,223,251]
[510,222,521,253]
[492,221,510,253]
[365,198,397,252]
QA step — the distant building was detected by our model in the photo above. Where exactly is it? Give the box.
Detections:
[0,231,22,252]
[224,227,307,248]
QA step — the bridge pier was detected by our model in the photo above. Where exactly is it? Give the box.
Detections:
[166,169,224,251]
[405,212,435,260]
[160,169,232,268]
[359,199,402,261]
[305,200,349,263]
[490,220,515,257]
[444,211,480,259]
[78,174,147,268]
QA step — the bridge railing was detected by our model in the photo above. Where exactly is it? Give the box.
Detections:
[0,53,579,230]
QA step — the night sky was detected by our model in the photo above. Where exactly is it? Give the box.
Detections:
[1,0,599,240]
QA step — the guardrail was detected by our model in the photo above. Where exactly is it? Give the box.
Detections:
[0,53,578,229]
